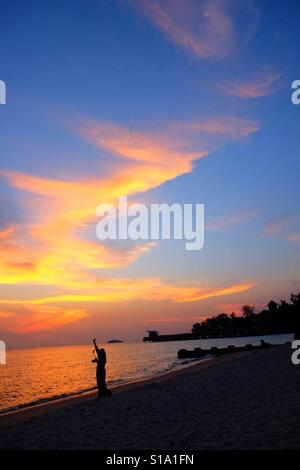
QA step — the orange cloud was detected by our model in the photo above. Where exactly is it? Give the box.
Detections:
[77,116,259,176]
[172,281,256,303]
[0,114,259,333]
[129,0,258,59]
[0,280,255,306]
[0,305,88,334]
[0,280,255,334]
[0,225,15,239]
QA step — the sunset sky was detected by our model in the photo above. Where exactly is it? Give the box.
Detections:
[0,0,300,348]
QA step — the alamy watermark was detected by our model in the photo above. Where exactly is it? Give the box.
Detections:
[291,80,300,105]
[0,340,6,365]
[96,196,204,251]
[291,340,300,365]
[0,80,6,104]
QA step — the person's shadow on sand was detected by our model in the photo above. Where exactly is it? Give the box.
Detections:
[92,339,112,398]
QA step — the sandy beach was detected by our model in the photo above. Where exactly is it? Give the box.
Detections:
[0,344,299,450]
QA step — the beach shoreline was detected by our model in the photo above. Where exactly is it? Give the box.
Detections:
[1,344,300,450]
[0,351,252,428]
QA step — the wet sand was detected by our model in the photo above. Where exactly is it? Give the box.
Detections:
[0,345,299,449]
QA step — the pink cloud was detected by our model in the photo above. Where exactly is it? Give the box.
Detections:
[129,0,258,59]
[207,211,256,231]
[264,213,300,243]
[180,116,260,139]
[264,213,293,236]
[220,69,282,98]
[285,233,300,243]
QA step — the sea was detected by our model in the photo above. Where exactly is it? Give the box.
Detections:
[0,333,292,414]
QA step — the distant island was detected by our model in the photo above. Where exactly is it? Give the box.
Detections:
[107,339,123,344]
[143,292,300,342]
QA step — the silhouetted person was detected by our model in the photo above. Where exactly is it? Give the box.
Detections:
[92,338,111,398]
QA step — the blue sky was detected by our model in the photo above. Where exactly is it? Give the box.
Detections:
[0,0,300,347]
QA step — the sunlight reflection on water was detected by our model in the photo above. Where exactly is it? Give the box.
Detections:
[0,334,292,413]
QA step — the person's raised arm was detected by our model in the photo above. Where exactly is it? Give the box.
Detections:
[93,338,100,355]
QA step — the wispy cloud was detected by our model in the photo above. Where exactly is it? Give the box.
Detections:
[0,305,88,334]
[129,0,258,59]
[0,280,255,333]
[0,280,255,306]
[220,69,282,98]
[264,213,293,236]
[207,210,256,231]
[179,116,260,139]
[78,115,259,172]
[263,213,300,243]
[286,233,300,242]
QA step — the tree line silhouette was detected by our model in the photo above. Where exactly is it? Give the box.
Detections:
[191,293,300,339]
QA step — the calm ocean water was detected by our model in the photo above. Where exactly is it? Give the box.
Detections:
[0,334,292,414]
